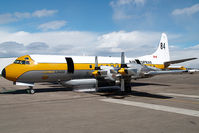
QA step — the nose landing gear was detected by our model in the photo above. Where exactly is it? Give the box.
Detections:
[26,86,35,94]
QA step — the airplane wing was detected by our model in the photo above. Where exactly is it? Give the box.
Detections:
[144,69,199,77]
[145,70,188,76]
[164,58,197,68]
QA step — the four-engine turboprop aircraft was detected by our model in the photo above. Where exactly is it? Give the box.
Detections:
[1,33,197,94]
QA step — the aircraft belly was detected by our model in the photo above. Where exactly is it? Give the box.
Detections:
[17,70,93,83]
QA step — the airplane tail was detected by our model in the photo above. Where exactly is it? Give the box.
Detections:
[137,33,170,65]
[152,33,170,64]
[154,33,197,68]
[137,33,197,69]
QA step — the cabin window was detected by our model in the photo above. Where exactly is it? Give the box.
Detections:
[89,65,92,68]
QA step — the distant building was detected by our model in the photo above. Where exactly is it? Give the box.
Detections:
[0,58,17,74]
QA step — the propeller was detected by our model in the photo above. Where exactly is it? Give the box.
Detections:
[92,56,100,77]
[95,56,100,70]
[118,52,128,92]
[92,56,100,90]
[92,53,131,92]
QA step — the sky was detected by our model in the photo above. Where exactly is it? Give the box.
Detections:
[0,0,199,68]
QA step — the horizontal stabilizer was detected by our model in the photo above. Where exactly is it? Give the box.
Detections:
[164,58,197,68]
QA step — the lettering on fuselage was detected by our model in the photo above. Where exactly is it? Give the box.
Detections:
[42,70,65,74]
[129,60,152,64]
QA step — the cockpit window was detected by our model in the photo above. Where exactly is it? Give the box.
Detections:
[25,61,30,64]
[14,60,21,64]
[14,60,30,65]
[21,60,26,64]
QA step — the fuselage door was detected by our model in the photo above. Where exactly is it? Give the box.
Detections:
[65,57,74,73]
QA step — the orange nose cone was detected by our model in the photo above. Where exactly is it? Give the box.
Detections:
[4,64,19,82]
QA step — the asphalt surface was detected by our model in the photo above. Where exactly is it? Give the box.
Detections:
[0,74,199,133]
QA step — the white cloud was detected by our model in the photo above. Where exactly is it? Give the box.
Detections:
[112,10,132,20]
[0,13,17,24]
[0,9,58,24]
[110,0,145,20]
[14,12,31,19]
[32,9,58,18]
[0,30,97,49]
[172,3,199,16]
[97,31,160,52]
[38,20,67,31]
[110,0,145,7]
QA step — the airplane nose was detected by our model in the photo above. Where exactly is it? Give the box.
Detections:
[1,68,6,78]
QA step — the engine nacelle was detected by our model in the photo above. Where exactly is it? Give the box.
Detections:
[61,79,97,88]
[61,78,116,88]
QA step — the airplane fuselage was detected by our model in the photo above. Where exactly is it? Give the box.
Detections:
[3,54,165,83]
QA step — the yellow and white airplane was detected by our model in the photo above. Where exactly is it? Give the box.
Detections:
[1,33,197,94]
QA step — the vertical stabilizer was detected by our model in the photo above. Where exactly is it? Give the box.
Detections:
[152,33,170,64]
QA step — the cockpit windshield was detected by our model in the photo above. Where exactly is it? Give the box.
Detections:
[14,60,30,65]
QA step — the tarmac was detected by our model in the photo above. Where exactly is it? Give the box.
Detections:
[0,73,199,133]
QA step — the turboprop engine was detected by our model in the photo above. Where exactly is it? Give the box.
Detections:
[92,66,118,81]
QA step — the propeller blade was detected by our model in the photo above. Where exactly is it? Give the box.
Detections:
[121,52,125,64]
[95,56,100,70]
[120,52,126,92]
[121,52,127,68]
[95,79,99,91]
[121,52,125,68]
[95,56,98,68]
[121,78,125,92]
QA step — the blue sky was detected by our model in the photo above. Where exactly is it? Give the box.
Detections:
[0,0,199,67]
[0,0,115,32]
[0,0,198,34]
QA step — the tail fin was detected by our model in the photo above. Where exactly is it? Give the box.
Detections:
[152,33,170,64]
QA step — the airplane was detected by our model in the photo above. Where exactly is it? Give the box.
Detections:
[1,33,197,94]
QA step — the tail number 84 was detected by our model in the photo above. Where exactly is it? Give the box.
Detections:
[160,43,165,49]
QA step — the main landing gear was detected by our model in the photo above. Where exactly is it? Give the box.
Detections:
[26,86,35,94]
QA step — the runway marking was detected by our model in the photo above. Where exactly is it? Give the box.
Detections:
[100,98,199,117]
[158,93,199,99]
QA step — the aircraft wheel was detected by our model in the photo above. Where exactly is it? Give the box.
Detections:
[27,89,35,94]
[30,89,35,94]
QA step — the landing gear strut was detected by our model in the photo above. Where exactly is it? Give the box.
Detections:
[26,86,35,94]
